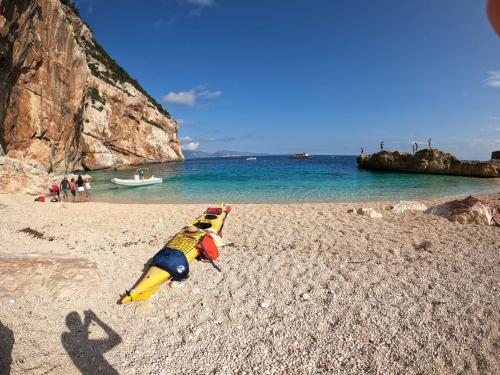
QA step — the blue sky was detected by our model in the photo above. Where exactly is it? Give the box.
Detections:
[75,0,500,159]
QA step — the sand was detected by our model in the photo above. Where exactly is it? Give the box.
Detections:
[0,192,499,374]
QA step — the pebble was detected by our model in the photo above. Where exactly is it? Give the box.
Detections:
[192,287,201,294]
[260,300,271,308]
[301,293,310,301]
[9,299,15,304]
[170,281,186,289]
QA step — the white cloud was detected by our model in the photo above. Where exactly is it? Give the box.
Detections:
[483,71,500,88]
[163,91,197,106]
[162,86,221,107]
[180,136,200,150]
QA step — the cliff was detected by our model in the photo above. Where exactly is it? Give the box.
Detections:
[0,0,183,172]
[357,149,500,178]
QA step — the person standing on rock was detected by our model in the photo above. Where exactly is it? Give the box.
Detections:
[428,138,432,149]
[60,176,70,202]
[414,142,419,152]
[76,175,85,202]
[380,141,384,151]
[360,147,364,155]
[412,143,415,154]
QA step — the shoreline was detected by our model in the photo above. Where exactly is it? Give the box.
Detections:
[60,185,500,206]
[0,191,498,374]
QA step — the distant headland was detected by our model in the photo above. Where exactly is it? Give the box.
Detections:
[0,0,182,173]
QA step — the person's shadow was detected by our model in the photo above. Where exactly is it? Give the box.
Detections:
[62,310,122,375]
[0,320,14,375]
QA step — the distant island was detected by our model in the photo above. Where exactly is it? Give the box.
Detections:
[183,150,272,159]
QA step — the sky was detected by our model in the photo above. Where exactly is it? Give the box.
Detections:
[75,0,500,159]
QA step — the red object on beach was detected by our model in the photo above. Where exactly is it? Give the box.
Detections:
[36,195,45,202]
[206,207,223,215]
[196,233,220,261]
[488,0,500,36]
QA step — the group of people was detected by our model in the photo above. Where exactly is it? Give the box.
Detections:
[360,138,433,155]
[411,138,432,153]
[49,175,92,203]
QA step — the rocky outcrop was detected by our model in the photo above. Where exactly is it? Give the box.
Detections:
[0,156,50,195]
[0,0,183,172]
[492,150,500,160]
[392,200,428,214]
[357,149,500,178]
[425,196,493,226]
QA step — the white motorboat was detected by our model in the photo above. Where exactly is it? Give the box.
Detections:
[111,176,163,187]
[246,157,257,160]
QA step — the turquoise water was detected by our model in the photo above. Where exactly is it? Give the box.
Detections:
[88,156,499,203]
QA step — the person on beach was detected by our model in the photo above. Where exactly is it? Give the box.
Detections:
[69,178,77,203]
[414,141,419,152]
[49,184,60,202]
[60,176,70,202]
[428,138,432,149]
[76,175,85,202]
[84,178,92,201]
[380,141,384,151]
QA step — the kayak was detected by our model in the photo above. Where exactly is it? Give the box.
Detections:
[110,176,162,186]
[120,204,231,304]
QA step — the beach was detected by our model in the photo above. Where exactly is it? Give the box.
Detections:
[0,192,498,374]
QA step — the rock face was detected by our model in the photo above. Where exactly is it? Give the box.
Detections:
[0,156,50,195]
[0,0,183,172]
[357,149,500,178]
[425,196,492,226]
[492,150,500,160]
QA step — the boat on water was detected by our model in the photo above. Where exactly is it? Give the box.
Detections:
[111,176,163,187]
[288,153,312,159]
[246,157,257,160]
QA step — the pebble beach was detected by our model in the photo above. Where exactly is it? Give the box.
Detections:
[0,192,498,374]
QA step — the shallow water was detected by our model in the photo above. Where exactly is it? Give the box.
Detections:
[87,155,500,203]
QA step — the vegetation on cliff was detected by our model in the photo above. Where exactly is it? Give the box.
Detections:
[62,0,171,119]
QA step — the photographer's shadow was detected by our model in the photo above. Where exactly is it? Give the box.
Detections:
[0,320,14,375]
[62,310,121,375]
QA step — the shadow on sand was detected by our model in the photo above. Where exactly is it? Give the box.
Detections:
[61,310,122,375]
[0,320,14,375]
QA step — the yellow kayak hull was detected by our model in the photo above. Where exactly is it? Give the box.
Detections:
[120,204,229,304]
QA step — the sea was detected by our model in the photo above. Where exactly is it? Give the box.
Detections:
[87,155,499,204]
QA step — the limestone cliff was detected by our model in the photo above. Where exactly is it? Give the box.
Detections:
[357,149,500,178]
[0,0,183,172]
